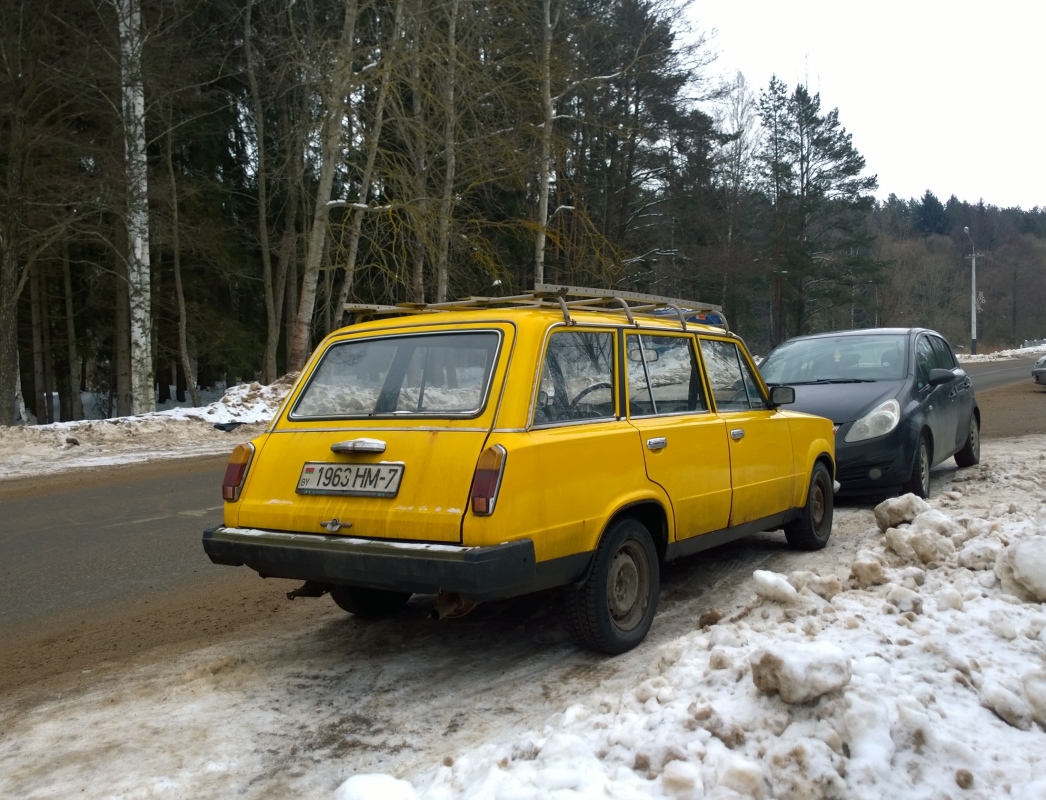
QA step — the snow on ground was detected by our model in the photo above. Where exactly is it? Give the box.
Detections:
[958,343,1046,363]
[3,361,1046,798]
[0,376,294,480]
[395,452,1046,800]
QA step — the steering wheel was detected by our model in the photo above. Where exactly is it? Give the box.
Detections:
[569,382,613,409]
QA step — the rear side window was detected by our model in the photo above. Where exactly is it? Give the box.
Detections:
[291,331,500,418]
[625,333,707,417]
[534,330,615,425]
[701,338,766,412]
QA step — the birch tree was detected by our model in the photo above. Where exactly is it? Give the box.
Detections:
[114,0,154,413]
[532,0,558,286]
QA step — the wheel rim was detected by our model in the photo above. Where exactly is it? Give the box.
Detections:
[810,479,826,530]
[606,541,650,632]
[970,418,980,460]
[919,441,930,494]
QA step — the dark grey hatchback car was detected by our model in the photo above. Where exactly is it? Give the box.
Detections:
[758,328,980,498]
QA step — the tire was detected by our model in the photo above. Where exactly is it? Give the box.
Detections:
[954,414,980,468]
[901,433,931,498]
[784,462,834,551]
[329,585,412,618]
[565,517,659,655]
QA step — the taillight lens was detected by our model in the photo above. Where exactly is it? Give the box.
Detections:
[470,444,507,516]
[222,442,255,502]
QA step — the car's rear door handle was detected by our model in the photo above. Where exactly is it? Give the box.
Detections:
[331,438,387,454]
[646,437,667,451]
[730,429,745,440]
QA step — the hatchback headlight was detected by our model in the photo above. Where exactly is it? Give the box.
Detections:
[844,399,901,443]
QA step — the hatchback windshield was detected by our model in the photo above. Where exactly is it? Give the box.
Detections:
[291,331,500,418]
[759,333,908,384]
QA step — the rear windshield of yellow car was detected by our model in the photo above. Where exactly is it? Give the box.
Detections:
[290,330,502,419]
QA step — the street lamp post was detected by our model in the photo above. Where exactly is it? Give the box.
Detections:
[963,226,977,355]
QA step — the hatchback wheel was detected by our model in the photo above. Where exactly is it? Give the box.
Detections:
[565,517,659,654]
[329,585,412,618]
[902,434,931,498]
[954,414,980,468]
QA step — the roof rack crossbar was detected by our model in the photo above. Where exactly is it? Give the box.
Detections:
[342,284,728,330]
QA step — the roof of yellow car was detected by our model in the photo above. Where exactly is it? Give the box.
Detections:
[336,284,730,336]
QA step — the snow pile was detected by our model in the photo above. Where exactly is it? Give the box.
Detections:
[0,375,294,480]
[369,452,1046,799]
[958,343,1046,363]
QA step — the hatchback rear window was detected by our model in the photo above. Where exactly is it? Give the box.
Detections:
[291,331,501,418]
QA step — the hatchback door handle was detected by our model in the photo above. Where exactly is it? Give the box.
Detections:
[646,437,667,451]
[331,438,386,454]
[730,429,745,441]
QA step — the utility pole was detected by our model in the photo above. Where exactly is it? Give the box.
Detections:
[963,226,978,354]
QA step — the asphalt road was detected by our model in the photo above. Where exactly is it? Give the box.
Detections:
[963,355,1040,391]
[0,455,228,634]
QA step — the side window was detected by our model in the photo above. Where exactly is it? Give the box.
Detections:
[915,335,935,390]
[929,336,957,370]
[625,334,707,417]
[534,330,615,426]
[700,339,766,412]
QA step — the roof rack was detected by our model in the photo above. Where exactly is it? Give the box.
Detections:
[344,284,728,330]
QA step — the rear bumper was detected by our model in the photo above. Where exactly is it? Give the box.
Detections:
[202,526,540,601]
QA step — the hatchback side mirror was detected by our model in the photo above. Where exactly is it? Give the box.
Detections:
[928,368,956,387]
[769,385,795,407]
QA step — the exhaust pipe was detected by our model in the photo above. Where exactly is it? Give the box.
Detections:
[428,590,479,620]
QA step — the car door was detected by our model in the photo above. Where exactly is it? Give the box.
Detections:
[624,331,731,539]
[506,327,652,562]
[929,334,974,454]
[699,337,795,526]
[915,333,959,464]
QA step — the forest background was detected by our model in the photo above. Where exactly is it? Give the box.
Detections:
[3,0,1044,426]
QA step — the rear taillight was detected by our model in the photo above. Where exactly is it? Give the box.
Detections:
[222,442,255,502]
[469,444,507,516]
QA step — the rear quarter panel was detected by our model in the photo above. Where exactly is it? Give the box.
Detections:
[463,423,670,563]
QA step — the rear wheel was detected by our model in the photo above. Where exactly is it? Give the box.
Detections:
[954,414,980,467]
[784,462,834,551]
[902,434,931,498]
[329,585,412,618]
[565,517,659,654]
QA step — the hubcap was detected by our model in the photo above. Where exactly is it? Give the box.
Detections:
[971,420,980,459]
[606,540,649,631]
[811,482,825,528]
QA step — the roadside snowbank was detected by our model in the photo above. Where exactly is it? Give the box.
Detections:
[959,343,1046,363]
[0,377,292,480]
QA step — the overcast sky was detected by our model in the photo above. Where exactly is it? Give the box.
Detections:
[688,0,1043,210]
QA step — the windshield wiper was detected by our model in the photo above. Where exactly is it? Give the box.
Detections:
[786,378,877,385]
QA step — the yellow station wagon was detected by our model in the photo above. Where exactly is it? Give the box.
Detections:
[203,285,836,653]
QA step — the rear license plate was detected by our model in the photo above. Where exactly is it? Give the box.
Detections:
[296,462,405,497]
